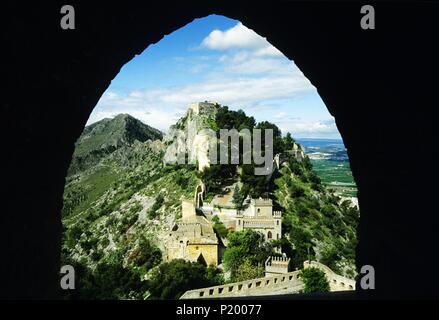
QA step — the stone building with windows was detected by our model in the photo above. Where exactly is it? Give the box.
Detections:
[235,198,282,243]
[165,200,219,266]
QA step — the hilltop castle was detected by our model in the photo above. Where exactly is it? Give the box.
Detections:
[188,101,219,115]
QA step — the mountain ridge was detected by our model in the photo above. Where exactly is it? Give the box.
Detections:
[61,103,359,299]
[68,114,163,175]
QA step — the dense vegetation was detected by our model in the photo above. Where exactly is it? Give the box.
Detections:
[61,115,198,299]
[61,238,160,299]
[200,106,296,200]
[299,267,330,293]
[222,229,277,282]
[275,155,358,276]
[200,106,359,277]
[61,104,359,299]
[146,260,223,299]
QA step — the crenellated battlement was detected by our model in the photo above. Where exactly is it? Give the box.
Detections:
[265,255,290,277]
[180,269,303,299]
[179,260,355,299]
[265,256,290,266]
[273,211,282,217]
[251,198,273,207]
[242,220,275,228]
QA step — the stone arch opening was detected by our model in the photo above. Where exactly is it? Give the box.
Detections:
[60,12,360,299]
[9,2,437,299]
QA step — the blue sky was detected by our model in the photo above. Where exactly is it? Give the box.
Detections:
[89,15,341,139]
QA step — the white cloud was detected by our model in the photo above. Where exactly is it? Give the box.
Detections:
[204,25,295,76]
[88,91,181,131]
[159,75,313,106]
[278,119,340,138]
[274,112,289,119]
[254,46,283,57]
[90,69,315,132]
[201,22,269,50]
[189,63,208,74]
[201,22,284,59]
[224,56,294,75]
[90,84,339,138]
[87,21,336,139]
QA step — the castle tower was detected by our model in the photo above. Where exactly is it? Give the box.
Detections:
[250,198,273,217]
[265,255,290,277]
[273,210,282,242]
[182,199,196,221]
[188,101,219,115]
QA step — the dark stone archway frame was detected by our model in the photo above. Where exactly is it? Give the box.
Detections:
[2,1,438,299]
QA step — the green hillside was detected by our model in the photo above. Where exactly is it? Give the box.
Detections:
[61,105,359,299]
[68,114,163,175]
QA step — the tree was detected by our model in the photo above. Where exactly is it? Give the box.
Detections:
[61,248,150,300]
[233,258,264,282]
[92,250,148,299]
[308,171,323,191]
[126,235,162,273]
[240,164,276,198]
[288,226,315,269]
[299,267,330,293]
[232,184,245,209]
[211,215,220,224]
[222,229,275,280]
[146,259,223,299]
[288,180,305,198]
[255,121,283,155]
[213,221,229,239]
[198,165,236,197]
[147,194,164,219]
[283,132,295,151]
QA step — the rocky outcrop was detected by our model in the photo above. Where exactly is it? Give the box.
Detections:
[163,102,219,171]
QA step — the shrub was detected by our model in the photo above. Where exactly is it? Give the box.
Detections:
[127,236,162,271]
[299,267,330,293]
[148,194,164,219]
[211,215,220,224]
[213,222,229,239]
[174,172,186,187]
[290,183,305,198]
[146,259,223,299]
[223,229,275,279]
[233,258,264,282]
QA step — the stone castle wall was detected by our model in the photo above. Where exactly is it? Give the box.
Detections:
[303,260,355,291]
[180,270,304,299]
[187,243,218,266]
[182,199,196,221]
[180,261,355,299]
[189,101,218,115]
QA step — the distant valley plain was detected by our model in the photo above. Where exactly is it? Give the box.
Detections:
[298,139,357,198]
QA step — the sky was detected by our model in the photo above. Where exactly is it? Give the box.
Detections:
[88,15,341,139]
